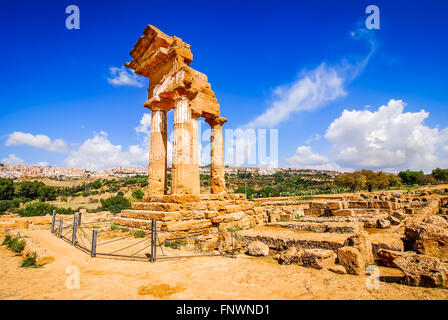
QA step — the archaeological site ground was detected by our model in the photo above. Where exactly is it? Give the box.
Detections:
[2,3,448,313]
[2,24,448,304]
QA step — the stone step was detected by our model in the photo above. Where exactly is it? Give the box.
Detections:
[132,202,181,212]
[270,221,363,234]
[112,216,153,230]
[120,209,181,222]
[239,227,349,252]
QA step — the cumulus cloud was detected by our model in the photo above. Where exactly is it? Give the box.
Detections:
[246,63,347,128]
[324,99,448,172]
[6,132,67,152]
[285,146,344,171]
[66,131,148,170]
[1,154,24,165]
[107,66,145,88]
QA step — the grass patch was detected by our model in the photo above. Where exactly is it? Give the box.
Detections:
[299,196,313,201]
[3,234,26,254]
[110,224,129,232]
[164,240,180,249]
[20,254,39,268]
[2,235,11,246]
[133,230,146,238]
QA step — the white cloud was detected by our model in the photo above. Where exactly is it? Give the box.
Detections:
[1,154,24,165]
[305,134,321,144]
[6,132,67,152]
[324,99,448,172]
[246,63,347,128]
[107,66,145,88]
[285,146,343,171]
[135,113,151,135]
[66,131,148,170]
[36,161,49,166]
[245,28,378,129]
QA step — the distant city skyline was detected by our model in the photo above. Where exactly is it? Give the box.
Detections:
[1,1,447,173]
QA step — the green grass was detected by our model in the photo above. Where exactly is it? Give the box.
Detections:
[20,254,39,268]
[110,223,129,232]
[299,196,313,201]
[133,230,145,238]
[164,240,180,249]
[2,235,11,246]
[3,235,26,254]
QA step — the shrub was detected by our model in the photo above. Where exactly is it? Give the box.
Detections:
[164,240,180,249]
[15,201,75,217]
[0,178,14,200]
[20,254,38,268]
[15,201,54,217]
[133,230,146,238]
[99,195,131,214]
[132,189,144,201]
[7,237,26,254]
[2,235,11,245]
[0,200,14,214]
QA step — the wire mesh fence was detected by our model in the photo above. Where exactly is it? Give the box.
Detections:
[50,210,239,262]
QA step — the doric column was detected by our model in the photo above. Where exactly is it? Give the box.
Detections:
[171,97,194,194]
[206,116,227,194]
[190,111,201,194]
[148,106,168,195]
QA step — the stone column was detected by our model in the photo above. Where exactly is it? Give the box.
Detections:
[190,111,201,194]
[148,106,168,195]
[206,116,227,194]
[171,97,193,194]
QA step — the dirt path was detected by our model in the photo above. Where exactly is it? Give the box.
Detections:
[1,229,448,300]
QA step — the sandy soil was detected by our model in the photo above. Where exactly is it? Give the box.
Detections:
[1,229,448,300]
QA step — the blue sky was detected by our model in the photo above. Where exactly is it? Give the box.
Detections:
[1,0,447,172]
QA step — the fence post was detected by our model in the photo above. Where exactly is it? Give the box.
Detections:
[58,219,63,238]
[51,209,56,233]
[91,229,97,257]
[153,220,157,262]
[78,212,82,226]
[150,220,154,262]
[72,214,78,245]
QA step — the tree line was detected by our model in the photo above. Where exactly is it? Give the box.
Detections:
[335,168,448,192]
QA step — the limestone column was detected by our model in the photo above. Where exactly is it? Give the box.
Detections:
[171,97,193,194]
[190,111,201,194]
[206,117,227,194]
[148,106,168,195]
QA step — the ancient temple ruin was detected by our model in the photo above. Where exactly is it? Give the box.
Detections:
[114,25,264,235]
[125,25,226,196]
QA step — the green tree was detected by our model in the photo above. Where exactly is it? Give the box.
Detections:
[432,168,448,183]
[37,185,58,201]
[132,188,144,201]
[99,195,131,214]
[336,172,366,192]
[388,174,402,188]
[0,178,14,200]
[90,180,102,189]
[398,170,424,185]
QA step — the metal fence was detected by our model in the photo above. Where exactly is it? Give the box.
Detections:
[50,211,238,262]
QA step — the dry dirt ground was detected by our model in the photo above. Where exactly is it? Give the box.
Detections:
[1,229,448,300]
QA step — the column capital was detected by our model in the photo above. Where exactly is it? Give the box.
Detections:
[205,116,227,127]
[144,97,172,112]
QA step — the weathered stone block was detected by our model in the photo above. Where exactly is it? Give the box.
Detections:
[337,246,365,275]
